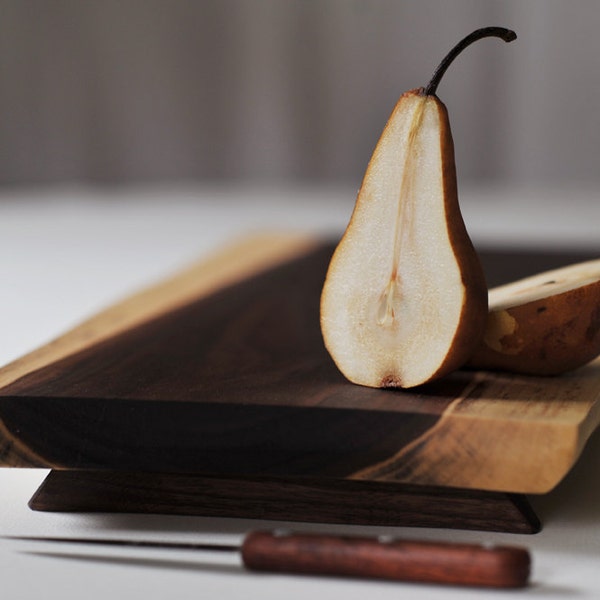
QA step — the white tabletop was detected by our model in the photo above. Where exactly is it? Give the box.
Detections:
[0,184,599,599]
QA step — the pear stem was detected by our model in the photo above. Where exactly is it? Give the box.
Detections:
[423,27,516,96]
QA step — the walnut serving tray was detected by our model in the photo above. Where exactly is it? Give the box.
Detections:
[0,234,598,533]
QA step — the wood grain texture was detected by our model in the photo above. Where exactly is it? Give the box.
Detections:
[0,232,318,392]
[352,367,600,492]
[0,233,318,466]
[0,235,599,495]
[28,470,541,534]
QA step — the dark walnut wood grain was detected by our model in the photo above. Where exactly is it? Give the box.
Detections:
[0,240,469,474]
[29,470,540,534]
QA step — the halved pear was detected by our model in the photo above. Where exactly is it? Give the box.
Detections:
[320,28,516,389]
[468,259,600,375]
[320,90,487,388]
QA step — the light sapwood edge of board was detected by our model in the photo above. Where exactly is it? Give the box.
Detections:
[351,361,600,494]
[0,232,319,393]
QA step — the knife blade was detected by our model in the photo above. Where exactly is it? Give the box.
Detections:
[6,530,530,588]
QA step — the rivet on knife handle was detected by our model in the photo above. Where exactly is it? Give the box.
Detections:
[241,531,531,588]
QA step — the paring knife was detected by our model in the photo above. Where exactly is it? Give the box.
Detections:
[7,530,530,588]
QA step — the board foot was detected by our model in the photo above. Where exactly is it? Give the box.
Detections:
[29,470,540,534]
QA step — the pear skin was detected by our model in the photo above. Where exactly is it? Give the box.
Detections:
[469,259,600,375]
[320,90,487,388]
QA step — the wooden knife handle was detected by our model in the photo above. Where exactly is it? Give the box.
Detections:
[241,531,530,588]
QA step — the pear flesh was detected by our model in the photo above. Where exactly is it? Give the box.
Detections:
[321,90,487,389]
[469,259,600,375]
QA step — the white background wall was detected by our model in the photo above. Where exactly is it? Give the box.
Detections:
[1,0,599,189]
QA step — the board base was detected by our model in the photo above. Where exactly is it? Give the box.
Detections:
[29,470,540,534]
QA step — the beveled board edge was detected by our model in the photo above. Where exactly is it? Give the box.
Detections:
[28,470,541,534]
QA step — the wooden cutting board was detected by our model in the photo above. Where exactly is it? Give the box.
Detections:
[0,233,599,529]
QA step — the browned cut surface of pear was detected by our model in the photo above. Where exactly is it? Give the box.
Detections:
[320,90,487,389]
[469,259,600,375]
